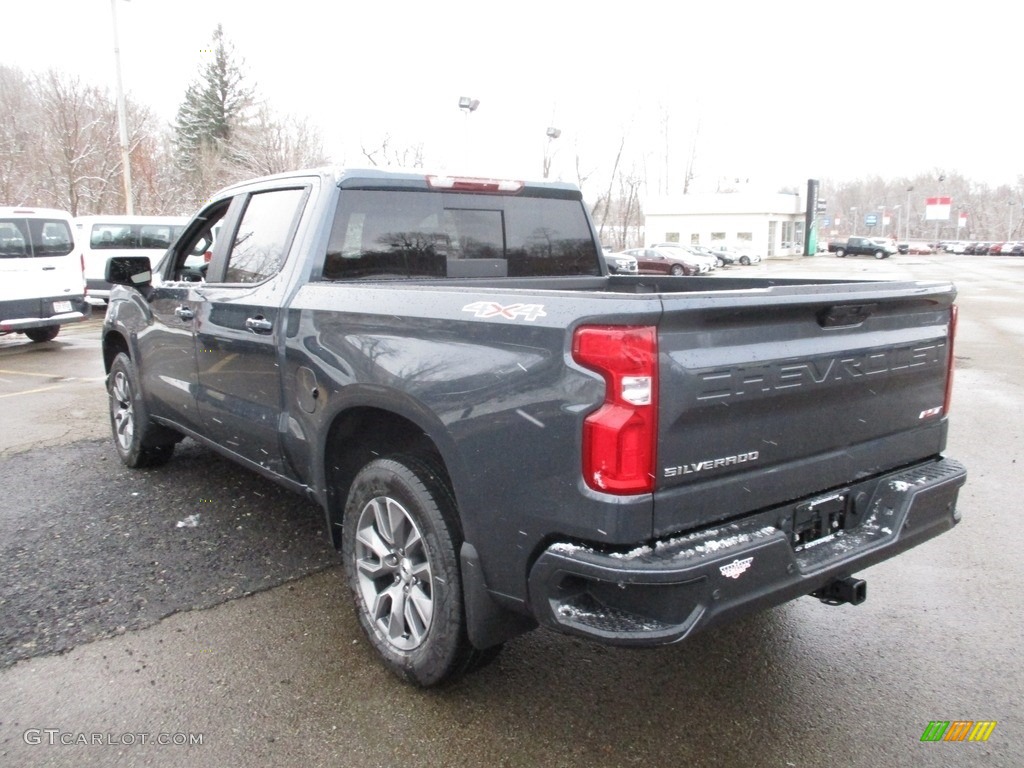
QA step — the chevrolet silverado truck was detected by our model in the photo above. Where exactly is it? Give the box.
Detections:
[101,167,967,686]
[828,237,897,259]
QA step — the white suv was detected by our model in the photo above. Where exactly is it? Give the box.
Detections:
[0,207,89,342]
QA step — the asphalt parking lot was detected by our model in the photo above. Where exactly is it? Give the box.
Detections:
[1,254,1021,767]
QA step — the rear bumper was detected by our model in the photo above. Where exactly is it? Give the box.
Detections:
[527,457,966,645]
[0,296,91,332]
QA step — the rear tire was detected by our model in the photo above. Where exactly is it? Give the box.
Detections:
[341,455,499,686]
[25,326,59,342]
[107,352,177,468]
[835,249,846,258]
[874,250,885,259]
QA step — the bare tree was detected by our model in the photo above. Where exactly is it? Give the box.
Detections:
[360,134,424,168]
[35,70,123,215]
[0,66,41,205]
[234,106,328,177]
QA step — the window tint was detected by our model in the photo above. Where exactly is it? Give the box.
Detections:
[223,188,306,284]
[322,190,599,280]
[0,218,74,258]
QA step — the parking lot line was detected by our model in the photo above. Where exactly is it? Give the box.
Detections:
[0,368,66,380]
[0,385,64,399]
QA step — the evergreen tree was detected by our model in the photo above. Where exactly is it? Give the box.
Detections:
[174,24,255,171]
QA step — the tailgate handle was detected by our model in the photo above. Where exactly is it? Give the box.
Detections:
[818,303,876,328]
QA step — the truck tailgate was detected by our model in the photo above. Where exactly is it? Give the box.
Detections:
[653,280,956,537]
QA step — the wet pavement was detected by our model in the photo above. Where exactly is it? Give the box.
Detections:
[1,256,1021,766]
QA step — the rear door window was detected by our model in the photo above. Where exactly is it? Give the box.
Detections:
[0,218,74,258]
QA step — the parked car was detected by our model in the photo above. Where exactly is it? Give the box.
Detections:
[650,243,721,269]
[76,215,188,303]
[988,243,1007,255]
[903,242,934,255]
[603,250,639,274]
[829,237,895,259]
[622,246,706,275]
[1,206,90,342]
[712,244,762,266]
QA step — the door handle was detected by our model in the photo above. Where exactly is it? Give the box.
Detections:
[175,306,194,320]
[245,316,273,333]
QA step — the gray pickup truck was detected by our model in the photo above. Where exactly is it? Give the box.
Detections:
[102,168,966,686]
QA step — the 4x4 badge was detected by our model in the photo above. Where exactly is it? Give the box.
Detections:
[719,557,754,579]
[462,301,547,321]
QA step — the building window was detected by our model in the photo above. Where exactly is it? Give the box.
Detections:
[690,234,700,245]
[736,232,753,242]
[663,232,680,243]
[711,232,726,242]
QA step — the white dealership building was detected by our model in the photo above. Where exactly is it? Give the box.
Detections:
[643,192,808,257]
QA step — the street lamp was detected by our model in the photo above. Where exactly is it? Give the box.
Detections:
[909,186,917,240]
[110,0,133,215]
[543,126,561,179]
[1008,200,1016,240]
[458,96,479,167]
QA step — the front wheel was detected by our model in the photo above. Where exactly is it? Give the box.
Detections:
[739,255,751,265]
[670,264,684,276]
[108,352,177,468]
[342,455,497,686]
[25,326,59,342]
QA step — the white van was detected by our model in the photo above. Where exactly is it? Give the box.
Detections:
[0,206,89,342]
[75,215,188,303]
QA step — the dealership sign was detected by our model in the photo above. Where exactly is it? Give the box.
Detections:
[925,196,952,221]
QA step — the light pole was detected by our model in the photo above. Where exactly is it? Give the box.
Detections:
[1008,200,1016,240]
[110,0,133,215]
[850,207,858,236]
[458,96,479,167]
[904,186,914,241]
[543,126,560,179]
[893,205,902,240]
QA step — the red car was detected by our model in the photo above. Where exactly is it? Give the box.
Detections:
[622,247,708,276]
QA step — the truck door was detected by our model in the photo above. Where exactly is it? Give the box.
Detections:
[193,185,310,475]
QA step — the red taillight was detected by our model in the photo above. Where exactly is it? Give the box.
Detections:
[944,304,958,415]
[573,325,658,494]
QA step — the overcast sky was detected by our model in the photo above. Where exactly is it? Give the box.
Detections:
[5,0,1021,193]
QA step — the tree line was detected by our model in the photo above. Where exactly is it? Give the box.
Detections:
[0,25,325,217]
[2,23,1020,247]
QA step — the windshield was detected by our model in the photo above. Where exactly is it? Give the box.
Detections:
[0,218,74,258]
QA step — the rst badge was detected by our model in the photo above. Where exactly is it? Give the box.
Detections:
[462,301,547,321]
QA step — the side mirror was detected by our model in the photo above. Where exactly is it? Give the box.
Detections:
[106,256,153,289]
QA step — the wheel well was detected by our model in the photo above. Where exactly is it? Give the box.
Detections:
[103,332,130,373]
[323,407,449,549]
